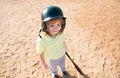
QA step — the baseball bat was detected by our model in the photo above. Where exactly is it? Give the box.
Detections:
[65,52,89,78]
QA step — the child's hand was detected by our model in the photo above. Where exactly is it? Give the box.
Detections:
[43,63,49,70]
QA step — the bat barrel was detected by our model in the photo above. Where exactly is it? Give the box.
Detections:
[65,52,90,78]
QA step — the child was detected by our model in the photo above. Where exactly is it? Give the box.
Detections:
[37,6,69,78]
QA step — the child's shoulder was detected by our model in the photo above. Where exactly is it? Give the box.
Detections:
[56,33,64,40]
[60,33,64,37]
[37,36,45,43]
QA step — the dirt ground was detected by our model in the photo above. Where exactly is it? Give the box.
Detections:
[0,0,120,78]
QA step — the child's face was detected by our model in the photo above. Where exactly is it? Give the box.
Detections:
[46,18,63,37]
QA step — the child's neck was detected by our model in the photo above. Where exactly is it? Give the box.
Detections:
[50,34,58,38]
[51,35,57,38]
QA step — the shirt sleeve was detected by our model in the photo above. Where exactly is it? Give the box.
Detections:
[37,37,44,54]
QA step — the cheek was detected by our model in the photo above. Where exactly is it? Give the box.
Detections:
[47,28,52,32]
[46,28,51,33]
[58,26,62,30]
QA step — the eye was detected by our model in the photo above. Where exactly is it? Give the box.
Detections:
[50,25,54,27]
[57,24,61,26]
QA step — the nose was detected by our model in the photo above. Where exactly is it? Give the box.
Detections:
[53,24,60,29]
[54,25,58,29]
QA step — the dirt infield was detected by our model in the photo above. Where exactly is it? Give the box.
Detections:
[0,0,120,78]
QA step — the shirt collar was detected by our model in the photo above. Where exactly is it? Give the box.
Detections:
[40,32,61,41]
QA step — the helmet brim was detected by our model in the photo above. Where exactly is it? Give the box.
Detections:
[42,16,66,22]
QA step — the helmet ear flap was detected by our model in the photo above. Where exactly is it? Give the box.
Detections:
[62,18,66,29]
[42,22,47,31]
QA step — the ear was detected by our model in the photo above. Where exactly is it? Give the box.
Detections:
[62,18,66,29]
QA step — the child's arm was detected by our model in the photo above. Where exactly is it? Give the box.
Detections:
[39,52,49,70]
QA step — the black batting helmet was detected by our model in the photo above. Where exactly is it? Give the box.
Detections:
[41,6,66,31]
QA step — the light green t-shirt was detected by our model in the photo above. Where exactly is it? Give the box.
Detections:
[37,32,66,59]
